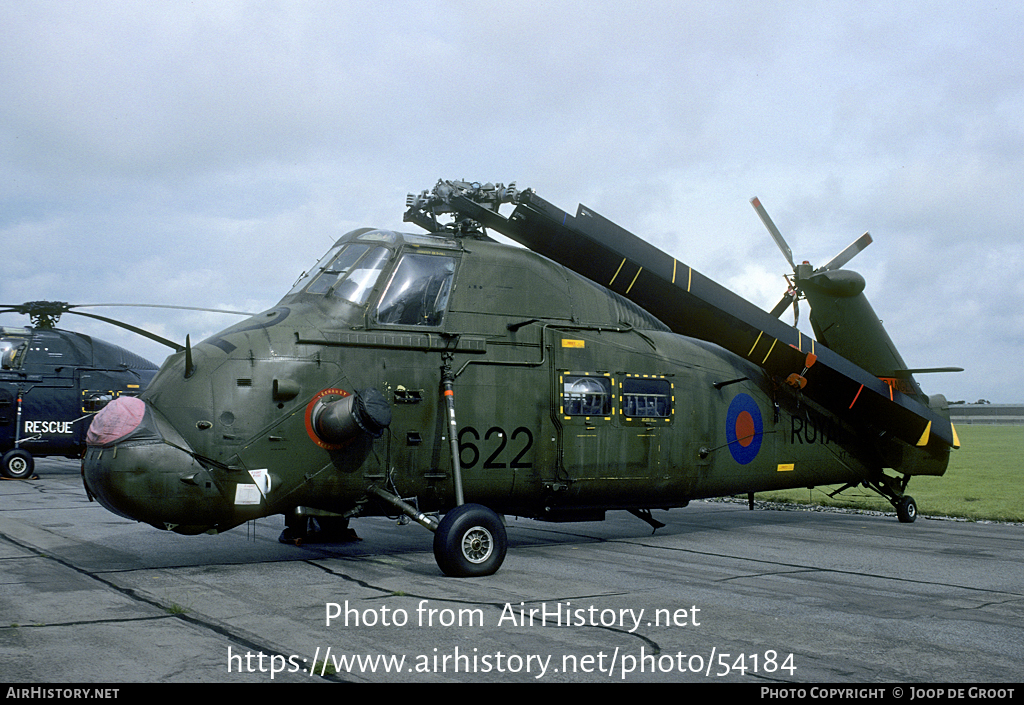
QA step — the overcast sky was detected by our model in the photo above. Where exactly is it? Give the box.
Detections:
[2,1,1021,403]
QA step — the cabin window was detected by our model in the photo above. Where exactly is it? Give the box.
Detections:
[290,243,341,294]
[375,253,456,327]
[561,374,613,417]
[82,392,114,413]
[621,376,673,421]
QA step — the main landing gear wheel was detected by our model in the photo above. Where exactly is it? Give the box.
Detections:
[433,503,507,577]
[1,449,34,480]
[896,495,917,523]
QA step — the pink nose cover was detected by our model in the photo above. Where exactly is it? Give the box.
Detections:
[86,395,147,446]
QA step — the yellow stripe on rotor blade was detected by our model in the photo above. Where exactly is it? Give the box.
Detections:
[626,267,642,294]
[609,258,626,286]
[747,331,764,358]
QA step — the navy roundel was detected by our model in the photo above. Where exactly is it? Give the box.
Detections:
[726,393,763,465]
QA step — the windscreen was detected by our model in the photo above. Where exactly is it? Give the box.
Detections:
[290,243,391,305]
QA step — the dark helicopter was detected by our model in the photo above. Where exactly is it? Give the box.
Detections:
[81,180,961,577]
[0,301,247,478]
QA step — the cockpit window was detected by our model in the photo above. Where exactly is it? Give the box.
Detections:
[291,243,391,304]
[374,253,456,327]
[0,335,29,370]
[331,247,390,305]
[290,244,341,294]
[356,230,398,245]
[306,244,371,294]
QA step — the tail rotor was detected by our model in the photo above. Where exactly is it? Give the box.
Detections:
[750,197,872,324]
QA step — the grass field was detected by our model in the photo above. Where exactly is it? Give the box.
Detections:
[754,425,1024,523]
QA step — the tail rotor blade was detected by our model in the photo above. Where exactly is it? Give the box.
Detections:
[769,291,797,318]
[751,197,795,271]
[818,232,872,272]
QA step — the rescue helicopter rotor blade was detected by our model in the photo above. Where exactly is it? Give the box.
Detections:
[0,301,78,329]
[0,301,70,317]
[63,309,185,352]
[72,303,255,316]
[66,303,257,351]
[0,300,255,351]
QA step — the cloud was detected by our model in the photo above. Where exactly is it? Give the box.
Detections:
[1,0,1021,402]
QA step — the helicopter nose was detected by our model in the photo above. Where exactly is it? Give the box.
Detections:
[82,396,225,534]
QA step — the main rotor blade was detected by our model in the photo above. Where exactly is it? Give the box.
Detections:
[817,232,872,273]
[72,303,255,316]
[750,197,795,271]
[65,310,185,352]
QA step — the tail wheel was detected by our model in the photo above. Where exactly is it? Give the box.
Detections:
[2,449,34,480]
[433,503,507,577]
[896,495,917,523]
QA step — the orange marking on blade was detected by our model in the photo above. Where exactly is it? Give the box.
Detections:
[849,384,864,409]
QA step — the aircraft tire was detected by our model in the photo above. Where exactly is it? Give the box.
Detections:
[433,503,507,577]
[1,449,34,480]
[896,495,917,523]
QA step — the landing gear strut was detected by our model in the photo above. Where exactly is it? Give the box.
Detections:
[368,486,508,577]
[861,472,918,523]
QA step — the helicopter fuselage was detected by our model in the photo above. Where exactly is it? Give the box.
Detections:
[82,228,881,539]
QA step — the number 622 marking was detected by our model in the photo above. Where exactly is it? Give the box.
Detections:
[457,426,534,469]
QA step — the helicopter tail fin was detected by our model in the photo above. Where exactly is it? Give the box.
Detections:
[800,275,961,475]
[800,271,925,397]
